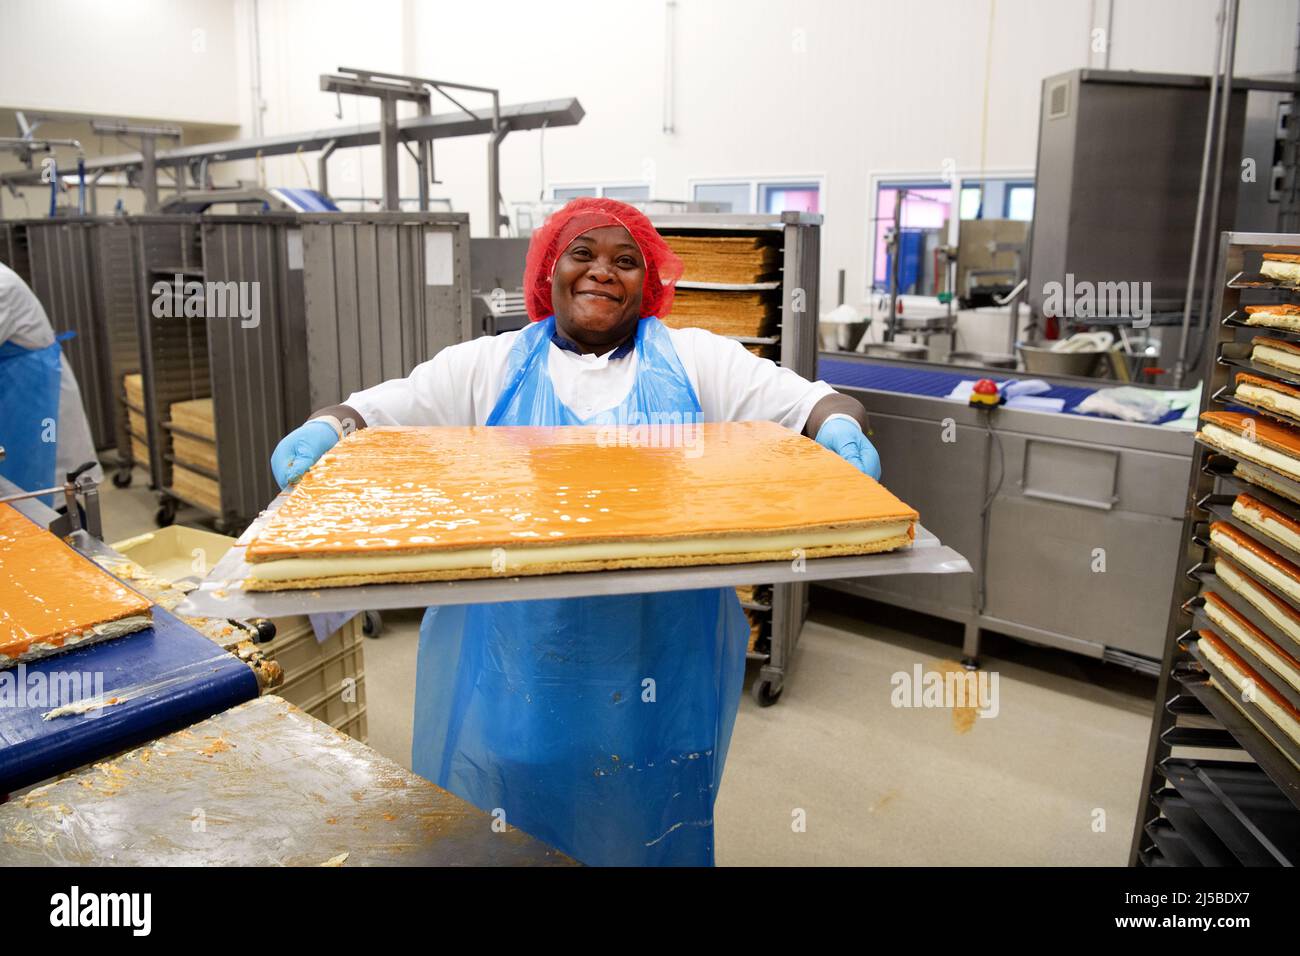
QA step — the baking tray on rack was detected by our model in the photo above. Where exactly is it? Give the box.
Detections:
[1212,380,1300,431]
[1188,564,1300,659]
[1197,492,1300,570]
[1182,638,1300,805]
[1226,270,1300,291]
[176,492,971,619]
[1188,604,1300,712]
[1157,758,1300,866]
[1216,341,1300,390]
[1194,440,1300,506]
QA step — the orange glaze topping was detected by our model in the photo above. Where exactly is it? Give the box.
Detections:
[247,422,920,560]
[1215,554,1300,625]
[1210,521,1300,584]
[1235,493,1300,539]
[0,504,152,660]
[1203,592,1300,670]
[1236,371,1300,400]
[1198,629,1300,720]
[1200,410,1300,456]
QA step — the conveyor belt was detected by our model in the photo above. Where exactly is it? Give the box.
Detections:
[0,607,259,793]
[818,357,1186,424]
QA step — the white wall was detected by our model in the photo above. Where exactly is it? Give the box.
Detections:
[0,0,240,123]
[4,0,1300,341]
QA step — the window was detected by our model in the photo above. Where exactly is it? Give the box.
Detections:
[1005,184,1035,221]
[691,177,822,215]
[602,184,650,201]
[693,182,750,212]
[551,184,650,202]
[553,187,597,201]
[868,173,1035,295]
[760,182,820,214]
[871,182,953,292]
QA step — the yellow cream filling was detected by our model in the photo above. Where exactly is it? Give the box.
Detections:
[1210,528,1300,602]
[1200,637,1300,755]
[1205,599,1300,694]
[245,522,913,582]
[1259,259,1300,283]
[1216,558,1300,645]
[1232,499,1300,554]
[1237,382,1300,420]
[1251,344,1300,375]
[1202,423,1300,481]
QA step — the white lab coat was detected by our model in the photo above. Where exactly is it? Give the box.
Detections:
[0,262,103,484]
[347,324,835,431]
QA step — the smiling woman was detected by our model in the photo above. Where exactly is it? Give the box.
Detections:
[551,226,646,350]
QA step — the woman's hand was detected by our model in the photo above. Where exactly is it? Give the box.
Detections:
[271,421,340,488]
[815,415,882,480]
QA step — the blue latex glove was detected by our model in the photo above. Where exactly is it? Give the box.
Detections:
[271,421,339,489]
[815,416,882,480]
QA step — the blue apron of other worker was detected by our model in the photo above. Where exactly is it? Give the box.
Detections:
[412,315,750,866]
[0,339,62,500]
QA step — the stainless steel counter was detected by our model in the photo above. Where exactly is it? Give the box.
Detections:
[820,352,1195,670]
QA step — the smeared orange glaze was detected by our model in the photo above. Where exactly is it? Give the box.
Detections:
[1210,521,1300,584]
[1198,629,1300,720]
[1236,372,1300,400]
[1215,554,1300,625]
[247,422,919,560]
[1200,410,1300,456]
[1235,493,1300,538]
[1203,592,1300,670]
[0,504,152,661]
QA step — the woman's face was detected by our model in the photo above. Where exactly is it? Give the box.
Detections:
[551,225,644,351]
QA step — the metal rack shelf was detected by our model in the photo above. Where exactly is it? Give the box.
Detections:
[1132,232,1300,866]
[650,212,823,706]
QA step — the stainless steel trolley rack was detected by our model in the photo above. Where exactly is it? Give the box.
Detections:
[650,212,822,706]
[1131,231,1300,867]
[23,217,140,456]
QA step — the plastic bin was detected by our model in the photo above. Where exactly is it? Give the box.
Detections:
[110,525,368,741]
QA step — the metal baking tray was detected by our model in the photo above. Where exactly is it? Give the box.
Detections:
[176,493,970,618]
[1217,341,1300,391]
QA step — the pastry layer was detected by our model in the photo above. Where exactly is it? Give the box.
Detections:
[1196,418,1300,481]
[1251,340,1300,376]
[1204,593,1300,694]
[244,523,912,589]
[1209,522,1300,602]
[1259,259,1300,283]
[1232,493,1300,554]
[1234,461,1300,505]
[246,422,919,561]
[1215,556,1300,645]
[1198,630,1300,762]
[0,504,153,664]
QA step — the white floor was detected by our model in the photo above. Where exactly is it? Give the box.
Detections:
[98,466,1155,866]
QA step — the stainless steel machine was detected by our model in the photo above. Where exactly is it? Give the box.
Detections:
[820,352,1195,672]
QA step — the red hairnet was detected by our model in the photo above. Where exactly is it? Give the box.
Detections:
[523,197,684,322]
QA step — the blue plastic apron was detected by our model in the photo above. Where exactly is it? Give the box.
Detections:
[0,338,63,500]
[412,316,750,866]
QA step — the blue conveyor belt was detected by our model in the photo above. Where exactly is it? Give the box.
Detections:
[0,607,259,793]
[817,358,1185,424]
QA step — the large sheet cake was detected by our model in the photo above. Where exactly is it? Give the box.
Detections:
[0,504,152,666]
[243,421,919,591]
